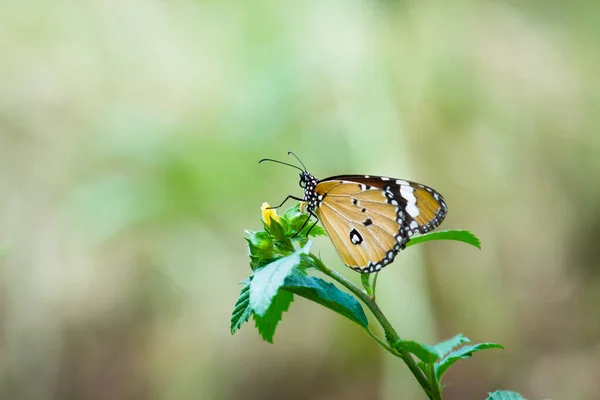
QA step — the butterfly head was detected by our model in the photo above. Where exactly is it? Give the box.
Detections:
[258,152,320,210]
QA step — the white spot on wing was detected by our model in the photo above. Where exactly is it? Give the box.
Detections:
[406,203,420,218]
[400,186,419,217]
[400,186,415,201]
[410,220,418,229]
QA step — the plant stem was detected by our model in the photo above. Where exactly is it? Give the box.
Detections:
[310,254,436,399]
[427,364,443,400]
[372,272,379,301]
[361,274,373,298]
[365,328,396,355]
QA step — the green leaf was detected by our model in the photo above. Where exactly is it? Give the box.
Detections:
[249,254,282,271]
[360,274,373,298]
[249,243,311,316]
[283,203,304,221]
[392,334,470,364]
[486,390,527,400]
[435,342,504,381]
[265,217,286,241]
[417,361,428,375]
[230,283,252,334]
[273,238,295,254]
[405,230,481,249]
[392,340,440,363]
[282,272,368,328]
[302,223,327,238]
[283,203,327,240]
[245,230,273,256]
[297,254,316,272]
[432,334,471,359]
[245,230,277,270]
[253,290,294,343]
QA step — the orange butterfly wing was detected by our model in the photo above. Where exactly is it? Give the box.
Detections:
[314,176,447,273]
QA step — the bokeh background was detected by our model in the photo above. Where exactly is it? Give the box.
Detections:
[1,0,599,399]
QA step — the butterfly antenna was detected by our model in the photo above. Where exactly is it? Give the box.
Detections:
[258,158,304,172]
[287,151,307,171]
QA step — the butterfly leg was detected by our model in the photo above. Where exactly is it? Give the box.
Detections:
[291,209,319,238]
[268,195,304,209]
[305,211,320,237]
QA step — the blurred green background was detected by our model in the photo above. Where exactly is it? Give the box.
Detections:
[1,0,600,399]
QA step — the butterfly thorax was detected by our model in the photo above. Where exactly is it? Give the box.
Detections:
[299,172,320,211]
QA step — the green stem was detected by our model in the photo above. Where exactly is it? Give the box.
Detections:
[428,364,443,400]
[365,328,396,355]
[310,254,436,399]
[372,272,379,301]
[361,274,373,298]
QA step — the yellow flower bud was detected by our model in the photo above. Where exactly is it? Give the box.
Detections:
[261,202,281,226]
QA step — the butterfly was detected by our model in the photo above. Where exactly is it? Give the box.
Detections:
[259,152,448,273]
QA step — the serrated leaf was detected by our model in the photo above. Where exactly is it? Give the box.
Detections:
[392,340,440,363]
[486,390,527,400]
[230,283,252,334]
[253,290,294,343]
[282,272,368,328]
[249,243,310,316]
[405,230,481,249]
[435,342,504,381]
[432,334,471,359]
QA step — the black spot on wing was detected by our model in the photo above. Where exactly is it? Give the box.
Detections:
[349,228,363,245]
